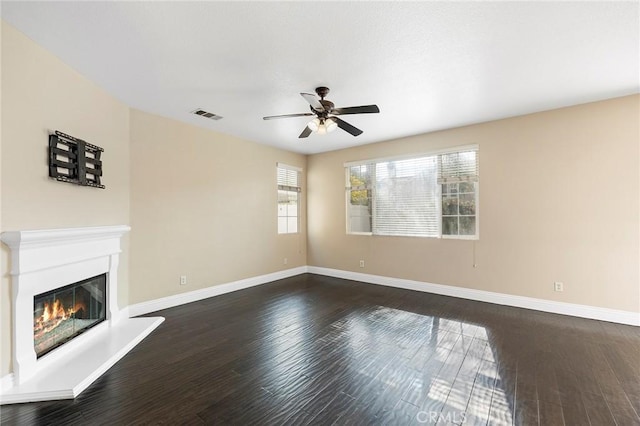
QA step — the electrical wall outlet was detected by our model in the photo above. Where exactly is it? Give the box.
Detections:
[180,275,187,286]
[359,260,365,268]
[554,281,563,292]
[283,258,288,265]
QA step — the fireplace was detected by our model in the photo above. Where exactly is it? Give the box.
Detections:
[1,225,164,404]
[34,274,107,358]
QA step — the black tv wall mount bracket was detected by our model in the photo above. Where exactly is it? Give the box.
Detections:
[48,130,105,189]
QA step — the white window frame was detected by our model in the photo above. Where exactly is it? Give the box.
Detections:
[277,163,302,235]
[344,145,479,240]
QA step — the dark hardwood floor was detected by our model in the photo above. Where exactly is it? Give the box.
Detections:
[2,273,639,425]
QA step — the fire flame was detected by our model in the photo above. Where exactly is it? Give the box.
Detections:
[34,299,86,337]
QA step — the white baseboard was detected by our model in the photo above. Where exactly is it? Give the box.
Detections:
[307,266,640,326]
[127,264,638,325]
[1,374,14,392]
[128,266,308,317]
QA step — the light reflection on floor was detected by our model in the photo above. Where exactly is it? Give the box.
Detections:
[343,306,514,424]
[257,296,515,424]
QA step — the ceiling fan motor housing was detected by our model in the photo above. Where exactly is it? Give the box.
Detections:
[312,100,335,116]
[315,86,330,99]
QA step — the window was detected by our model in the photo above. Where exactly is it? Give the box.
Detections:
[345,146,478,239]
[346,164,373,233]
[438,150,478,238]
[277,163,301,234]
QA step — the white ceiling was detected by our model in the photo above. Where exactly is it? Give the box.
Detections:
[2,2,638,154]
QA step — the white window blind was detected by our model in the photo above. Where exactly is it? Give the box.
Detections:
[277,164,301,234]
[277,166,300,190]
[374,156,439,237]
[437,149,479,184]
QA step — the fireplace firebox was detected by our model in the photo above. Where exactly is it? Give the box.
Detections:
[33,274,106,358]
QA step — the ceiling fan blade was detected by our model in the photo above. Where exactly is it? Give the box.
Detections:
[331,105,380,115]
[300,93,325,111]
[333,117,363,137]
[263,112,314,120]
[299,126,313,138]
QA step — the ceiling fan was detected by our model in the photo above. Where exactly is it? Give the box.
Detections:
[263,87,380,138]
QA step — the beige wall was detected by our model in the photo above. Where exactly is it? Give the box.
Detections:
[129,110,306,303]
[307,95,640,313]
[0,22,131,376]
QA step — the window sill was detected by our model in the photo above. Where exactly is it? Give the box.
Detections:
[442,235,478,241]
[346,232,479,240]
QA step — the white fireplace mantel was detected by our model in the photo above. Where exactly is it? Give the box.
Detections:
[1,225,164,404]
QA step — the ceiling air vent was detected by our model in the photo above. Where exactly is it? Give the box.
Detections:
[191,109,223,120]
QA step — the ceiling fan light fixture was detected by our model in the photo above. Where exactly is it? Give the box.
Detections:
[326,118,338,133]
[307,118,320,132]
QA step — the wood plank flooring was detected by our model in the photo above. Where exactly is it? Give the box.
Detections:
[1,273,639,425]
